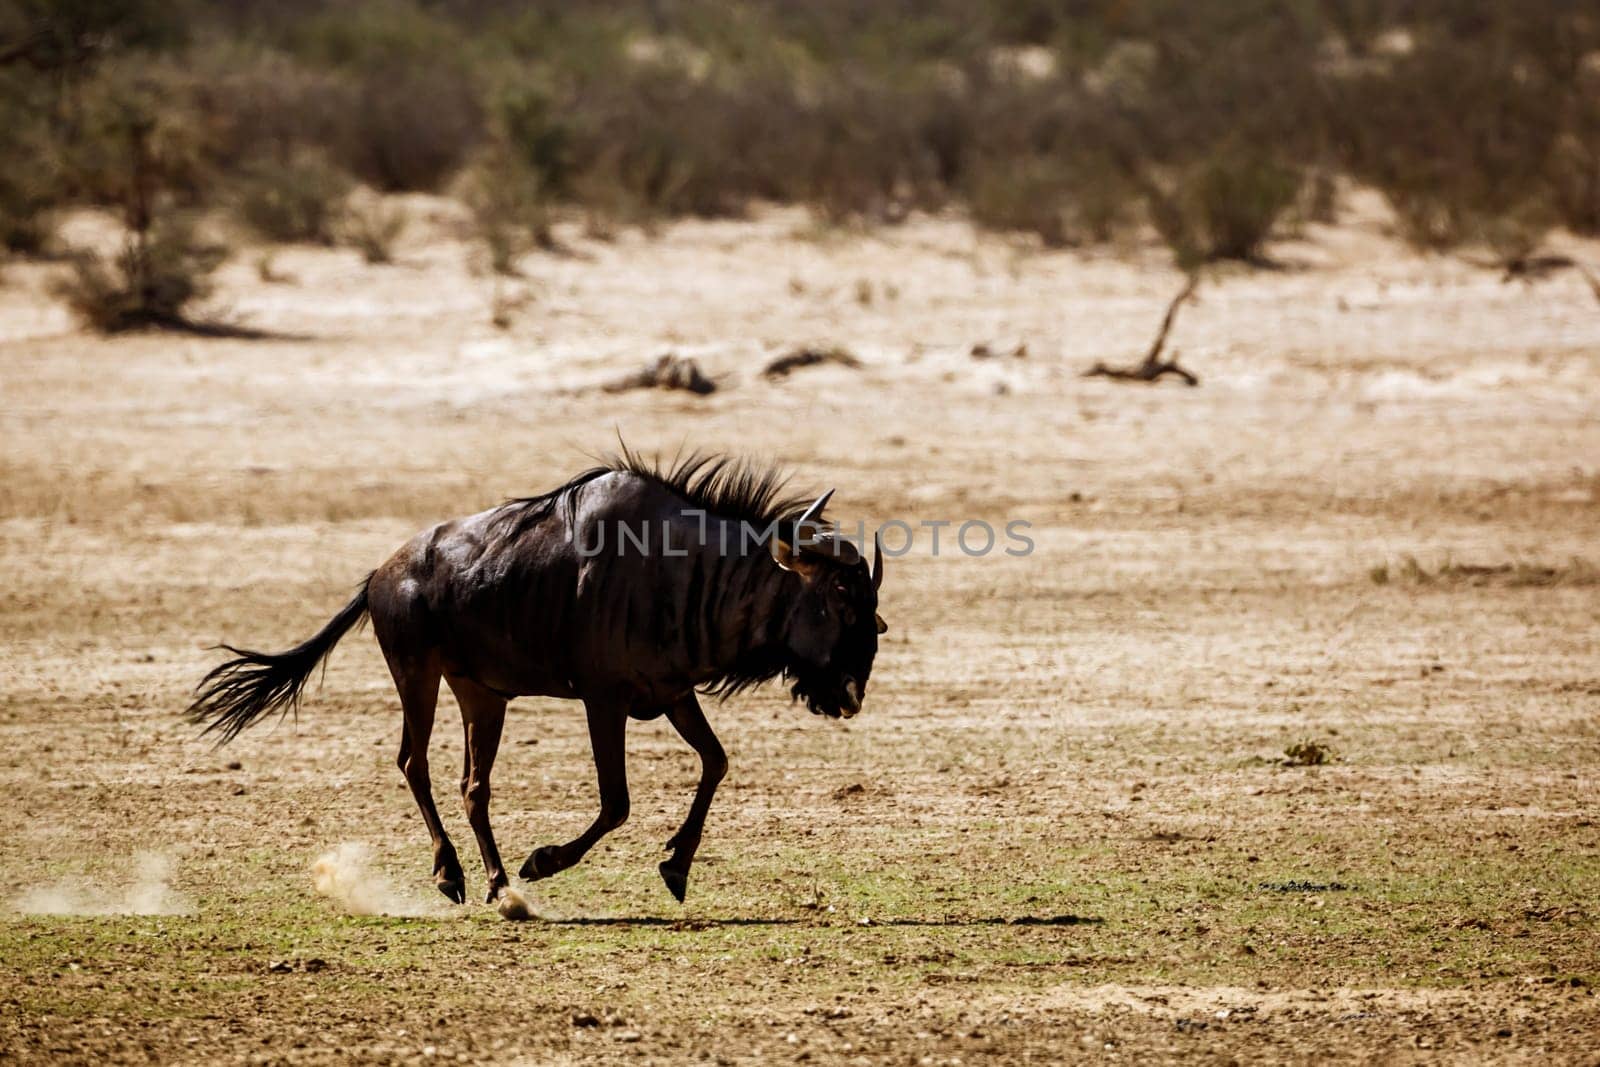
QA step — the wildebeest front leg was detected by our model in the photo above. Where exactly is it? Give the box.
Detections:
[659,693,727,903]
[519,698,629,882]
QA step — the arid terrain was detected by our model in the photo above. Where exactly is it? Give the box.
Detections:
[2,198,1598,1063]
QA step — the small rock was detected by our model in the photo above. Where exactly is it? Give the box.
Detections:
[225,760,242,771]
[571,1012,599,1028]
[615,1030,642,1043]
[267,960,293,974]
[302,958,327,973]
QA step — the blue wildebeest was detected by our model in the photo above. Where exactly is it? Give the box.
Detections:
[188,452,887,905]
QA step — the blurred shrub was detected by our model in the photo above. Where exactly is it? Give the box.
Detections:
[1148,149,1303,267]
[52,60,228,331]
[340,194,406,264]
[346,67,482,192]
[0,0,185,75]
[187,48,361,172]
[802,71,946,224]
[10,0,1600,265]
[235,150,353,244]
[460,143,553,274]
[1549,62,1600,236]
[0,81,62,254]
[286,1,484,191]
[967,153,1133,247]
[1333,31,1564,253]
[55,216,227,331]
[62,60,212,222]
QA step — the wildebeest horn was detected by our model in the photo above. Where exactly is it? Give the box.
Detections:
[797,489,833,534]
[872,531,883,589]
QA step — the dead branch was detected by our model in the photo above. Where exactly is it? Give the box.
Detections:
[1082,275,1201,386]
[1499,252,1577,284]
[602,353,718,396]
[763,345,861,379]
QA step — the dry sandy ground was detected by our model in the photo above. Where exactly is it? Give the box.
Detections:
[1,198,1598,1063]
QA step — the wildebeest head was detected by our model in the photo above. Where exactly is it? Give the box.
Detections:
[770,492,887,719]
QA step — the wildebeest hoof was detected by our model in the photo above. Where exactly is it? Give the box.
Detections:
[436,878,466,905]
[659,862,688,903]
[519,846,561,881]
[484,882,508,905]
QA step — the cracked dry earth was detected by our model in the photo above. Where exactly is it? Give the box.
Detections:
[1,200,1598,1063]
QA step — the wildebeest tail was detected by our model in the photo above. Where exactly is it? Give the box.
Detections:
[187,575,372,743]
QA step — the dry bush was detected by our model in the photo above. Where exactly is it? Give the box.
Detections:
[340,195,406,264]
[967,153,1132,247]
[61,59,213,215]
[234,150,353,244]
[800,71,949,225]
[558,65,766,224]
[186,48,361,171]
[1149,149,1302,267]
[460,145,553,275]
[345,67,482,193]
[52,61,230,332]
[1549,61,1600,236]
[54,216,228,332]
[1282,740,1334,767]
[0,104,60,255]
[1333,33,1563,255]
[286,3,484,192]
[18,0,1600,267]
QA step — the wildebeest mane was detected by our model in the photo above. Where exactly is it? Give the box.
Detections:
[493,446,812,542]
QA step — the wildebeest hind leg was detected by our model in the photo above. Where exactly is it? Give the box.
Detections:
[445,674,509,903]
[520,699,629,882]
[659,693,727,903]
[383,650,464,903]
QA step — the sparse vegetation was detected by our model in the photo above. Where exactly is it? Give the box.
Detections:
[0,97,61,255]
[1283,740,1334,767]
[340,195,406,264]
[50,62,228,333]
[54,216,228,333]
[235,151,353,245]
[461,143,554,276]
[2,3,1598,281]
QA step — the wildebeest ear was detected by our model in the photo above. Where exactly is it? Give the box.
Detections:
[770,537,819,578]
[875,613,888,634]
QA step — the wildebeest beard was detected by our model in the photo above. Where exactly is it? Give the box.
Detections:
[784,661,851,718]
[703,646,851,718]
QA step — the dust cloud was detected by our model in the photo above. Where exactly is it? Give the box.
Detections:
[310,842,444,917]
[16,852,192,916]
